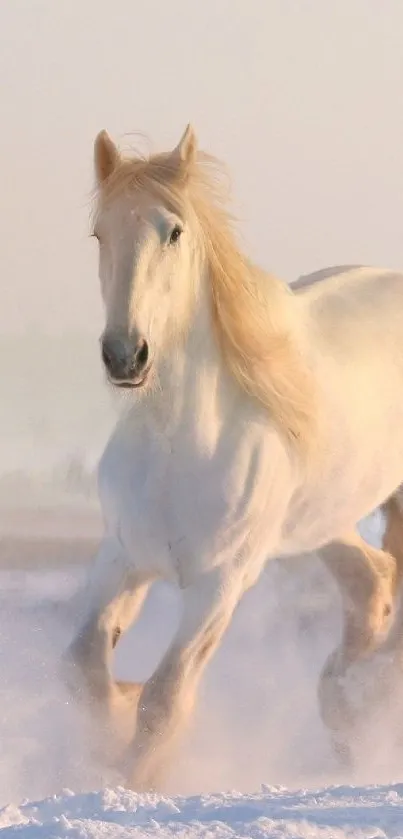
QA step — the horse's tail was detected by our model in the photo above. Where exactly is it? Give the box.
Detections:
[381,487,403,594]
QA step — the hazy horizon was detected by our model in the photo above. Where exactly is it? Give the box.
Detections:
[2,1,403,336]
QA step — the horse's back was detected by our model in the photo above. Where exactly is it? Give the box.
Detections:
[291,264,363,292]
[293,265,403,346]
[292,264,403,302]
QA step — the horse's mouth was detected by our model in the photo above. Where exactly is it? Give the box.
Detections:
[109,366,151,390]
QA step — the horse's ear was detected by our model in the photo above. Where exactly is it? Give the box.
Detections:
[94,130,120,183]
[172,124,197,168]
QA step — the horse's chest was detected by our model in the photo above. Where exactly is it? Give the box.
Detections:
[98,423,279,583]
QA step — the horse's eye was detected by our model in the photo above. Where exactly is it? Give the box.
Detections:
[169,224,182,245]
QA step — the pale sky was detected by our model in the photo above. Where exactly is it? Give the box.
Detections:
[1,0,403,334]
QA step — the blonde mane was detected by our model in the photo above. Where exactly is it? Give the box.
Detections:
[94,146,316,455]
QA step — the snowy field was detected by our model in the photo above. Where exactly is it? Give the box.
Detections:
[3,782,403,838]
[0,505,403,836]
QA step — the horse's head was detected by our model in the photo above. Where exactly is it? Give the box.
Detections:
[92,125,200,389]
[91,124,316,453]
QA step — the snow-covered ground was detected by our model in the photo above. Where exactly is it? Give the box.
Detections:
[0,507,403,836]
[3,782,403,838]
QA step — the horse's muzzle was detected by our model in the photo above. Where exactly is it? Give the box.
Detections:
[101,333,151,388]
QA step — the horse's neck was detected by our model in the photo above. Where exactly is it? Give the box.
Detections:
[128,265,300,447]
[158,304,235,437]
[131,283,240,446]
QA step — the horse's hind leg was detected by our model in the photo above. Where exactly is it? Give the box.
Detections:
[64,535,150,713]
[378,488,403,654]
[317,531,397,761]
[381,488,403,596]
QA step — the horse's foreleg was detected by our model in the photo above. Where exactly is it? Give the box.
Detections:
[111,586,153,701]
[64,536,149,710]
[317,532,396,757]
[122,567,244,792]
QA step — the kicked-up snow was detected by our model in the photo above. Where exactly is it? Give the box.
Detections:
[0,506,403,837]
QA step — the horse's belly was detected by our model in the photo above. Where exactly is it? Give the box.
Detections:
[279,325,403,553]
[280,490,382,555]
[280,425,403,554]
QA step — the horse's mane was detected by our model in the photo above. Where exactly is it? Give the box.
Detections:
[93,147,316,455]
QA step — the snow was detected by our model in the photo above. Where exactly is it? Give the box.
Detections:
[2,784,403,837]
[0,507,403,837]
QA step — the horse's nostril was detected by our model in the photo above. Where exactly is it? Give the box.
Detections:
[136,340,149,368]
[102,334,149,381]
[102,344,112,368]
[102,336,126,373]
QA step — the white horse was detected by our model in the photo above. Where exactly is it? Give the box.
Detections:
[66,124,403,790]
